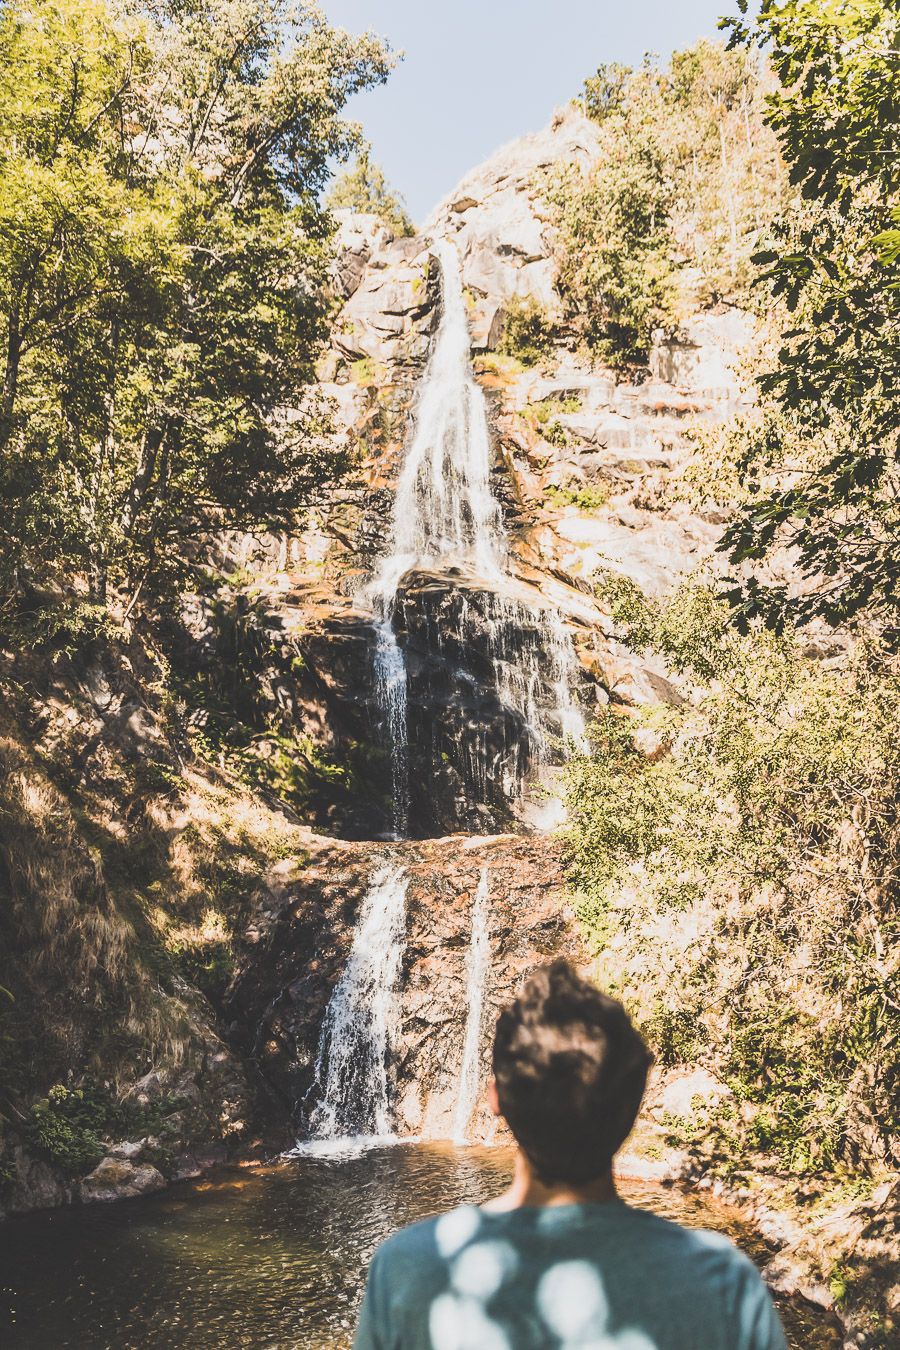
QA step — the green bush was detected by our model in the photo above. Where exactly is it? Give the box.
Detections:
[26,1086,108,1174]
[565,575,900,1176]
[545,482,609,511]
[497,296,556,367]
[24,1082,176,1175]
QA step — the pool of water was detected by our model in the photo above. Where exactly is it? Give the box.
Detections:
[0,1142,839,1348]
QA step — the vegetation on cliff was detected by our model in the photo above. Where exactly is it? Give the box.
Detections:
[564,12,899,1333]
[718,0,900,642]
[548,37,784,366]
[328,149,415,237]
[567,577,899,1177]
[0,0,389,1203]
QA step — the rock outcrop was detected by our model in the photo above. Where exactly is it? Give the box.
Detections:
[80,1157,166,1204]
[426,106,604,343]
[226,833,582,1141]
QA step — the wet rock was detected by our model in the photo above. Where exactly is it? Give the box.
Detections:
[393,566,593,835]
[80,1157,166,1204]
[227,833,584,1143]
[1,1141,72,1216]
[170,1146,229,1181]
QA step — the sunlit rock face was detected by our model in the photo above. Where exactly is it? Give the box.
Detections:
[425,104,604,344]
[226,834,583,1142]
[216,103,762,1144]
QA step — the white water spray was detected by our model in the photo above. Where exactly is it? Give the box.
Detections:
[451,867,491,1142]
[364,237,586,831]
[371,237,506,593]
[306,863,408,1141]
[371,621,409,838]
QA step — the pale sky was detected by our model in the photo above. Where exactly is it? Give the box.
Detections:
[322,1,735,222]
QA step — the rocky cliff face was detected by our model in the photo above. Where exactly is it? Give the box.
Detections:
[191,104,753,841]
[206,102,759,1134]
[226,833,582,1141]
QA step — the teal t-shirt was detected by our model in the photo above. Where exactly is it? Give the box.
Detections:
[353,1199,788,1350]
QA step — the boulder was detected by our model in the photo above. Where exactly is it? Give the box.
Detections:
[649,309,754,397]
[107,1139,149,1161]
[80,1157,166,1204]
[1,1141,71,1216]
[333,245,437,365]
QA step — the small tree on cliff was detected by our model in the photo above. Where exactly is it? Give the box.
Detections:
[549,41,781,367]
[328,149,414,237]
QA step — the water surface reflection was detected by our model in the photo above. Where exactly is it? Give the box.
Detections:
[0,1142,838,1348]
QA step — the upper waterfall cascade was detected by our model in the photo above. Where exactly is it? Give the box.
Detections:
[370,238,506,597]
[364,239,587,837]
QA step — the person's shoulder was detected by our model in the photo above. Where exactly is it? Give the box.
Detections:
[620,1205,763,1273]
[371,1203,483,1271]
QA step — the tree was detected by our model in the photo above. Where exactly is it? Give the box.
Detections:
[327,148,413,236]
[550,62,677,367]
[0,1,392,614]
[718,0,900,642]
[549,41,781,367]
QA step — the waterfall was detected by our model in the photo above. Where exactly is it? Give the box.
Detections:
[451,867,491,1143]
[364,238,504,833]
[372,620,409,838]
[364,236,587,831]
[306,863,408,1141]
[371,237,506,589]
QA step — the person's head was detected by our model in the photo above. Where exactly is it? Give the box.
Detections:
[490,959,652,1185]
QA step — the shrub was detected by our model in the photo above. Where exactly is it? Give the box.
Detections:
[545,482,609,511]
[26,1086,108,1174]
[565,576,900,1176]
[497,296,556,367]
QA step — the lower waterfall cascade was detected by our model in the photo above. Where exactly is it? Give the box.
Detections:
[305,863,408,1142]
[451,866,492,1143]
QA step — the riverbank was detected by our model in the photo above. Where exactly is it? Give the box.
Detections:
[619,1067,899,1349]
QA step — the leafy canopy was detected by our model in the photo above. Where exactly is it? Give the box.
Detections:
[0,1,392,613]
[718,0,900,641]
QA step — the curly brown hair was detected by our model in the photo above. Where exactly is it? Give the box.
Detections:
[492,959,652,1184]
